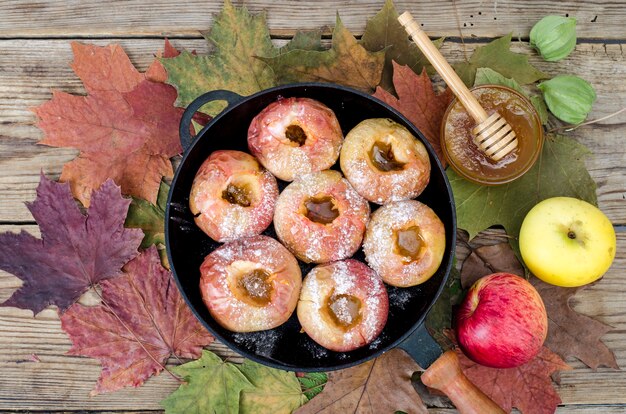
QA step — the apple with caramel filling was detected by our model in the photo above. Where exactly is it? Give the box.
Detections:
[340,118,430,204]
[247,97,343,181]
[273,170,370,263]
[297,259,388,352]
[363,200,445,287]
[189,150,279,242]
[199,235,301,332]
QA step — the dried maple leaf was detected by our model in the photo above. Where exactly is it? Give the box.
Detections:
[146,38,183,83]
[0,174,143,314]
[531,278,619,370]
[260,15,385,93]
[361,0,443,92]
[60,247,214,395]
[34,42,183,206]
[457,346,570,414]
[461,242,619,370]
[295,348,427,414]
[373,62,453,165]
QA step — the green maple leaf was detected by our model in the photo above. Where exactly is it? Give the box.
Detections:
[124,181,169,268]
[474,67,549,124]
[161,350,254,414]
[260,14,385,92]
[454,34,548,86]
[360,0,443,92]
[239,360,308,414]
[449,134,597,244]
[161,0,277,115]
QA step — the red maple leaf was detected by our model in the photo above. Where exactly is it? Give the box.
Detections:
[60,246,214,395]
[456,346,571,414]
[33,42,183,206]
[373,61,453,166]
[0,174,143,314]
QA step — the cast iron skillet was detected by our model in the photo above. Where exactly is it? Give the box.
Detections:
[165,83,457,372]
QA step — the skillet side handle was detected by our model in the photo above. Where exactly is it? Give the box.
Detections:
[179,90,244,153]
[421,351,506,414]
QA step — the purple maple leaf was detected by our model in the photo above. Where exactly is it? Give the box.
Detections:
[0,174,143,314]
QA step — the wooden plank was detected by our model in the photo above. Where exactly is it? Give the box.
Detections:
[0,225,624,410]
[1,38,624,223]
[0,0,625,39]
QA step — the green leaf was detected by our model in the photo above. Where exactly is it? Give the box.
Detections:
[360,0,443,91]
[161,0,277,115]
[238,360,308,414]
[454,34,548,86]
[124,181,169,268]
[448,134,597,245]
[161,350,254,414]
[260,15,385,92]
[473,67,549,124]
[279,30,325,54]
[298,372,328,400]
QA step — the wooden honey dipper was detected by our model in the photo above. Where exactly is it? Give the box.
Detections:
[398,11,518,161]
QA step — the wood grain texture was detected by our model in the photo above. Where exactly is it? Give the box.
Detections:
[0,0,625,39]
[0,226,624,410]
[0,39,624,223]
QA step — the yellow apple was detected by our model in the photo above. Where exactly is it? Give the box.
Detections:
[519,197,616,287]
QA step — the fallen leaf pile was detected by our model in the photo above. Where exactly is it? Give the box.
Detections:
[0,0,617,412]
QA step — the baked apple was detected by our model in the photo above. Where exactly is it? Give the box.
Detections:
[189,150,278,242]
[273,170,370,263]
[297,259,389,352]
[363,200,445,287]
[340,118,430,204]
[199,235,301,332]
[247,97,343,181]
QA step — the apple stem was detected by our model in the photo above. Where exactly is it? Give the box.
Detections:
[567,231,576,239]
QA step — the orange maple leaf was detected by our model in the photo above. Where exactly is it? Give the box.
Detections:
[373,61,453,166]
[34,42,183,206]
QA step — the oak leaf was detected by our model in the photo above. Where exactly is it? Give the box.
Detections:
[295,348,427,414]
[161,0,277,115]
[260,15,385,93]
[454,34,548,86]
[0,174,143,314]
[457,346,570,414]
[461,242,619,370]
[239,359,308,414]
[373,62,453,165]
[34,42,183,206]
[448,134,597,242]
[60,247,214,395]
[361,0,443,92]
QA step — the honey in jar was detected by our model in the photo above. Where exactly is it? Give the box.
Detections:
[441,85,544,185]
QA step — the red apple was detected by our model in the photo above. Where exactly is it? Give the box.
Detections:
[455,273,548,368]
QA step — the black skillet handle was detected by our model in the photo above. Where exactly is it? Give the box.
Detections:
[179,90,245,153]
[398,325,505,414]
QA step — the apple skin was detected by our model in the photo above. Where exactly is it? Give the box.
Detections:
[519,197,616,287]
[456,273,548,368]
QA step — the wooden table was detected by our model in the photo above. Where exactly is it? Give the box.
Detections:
[0,1,624,412]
